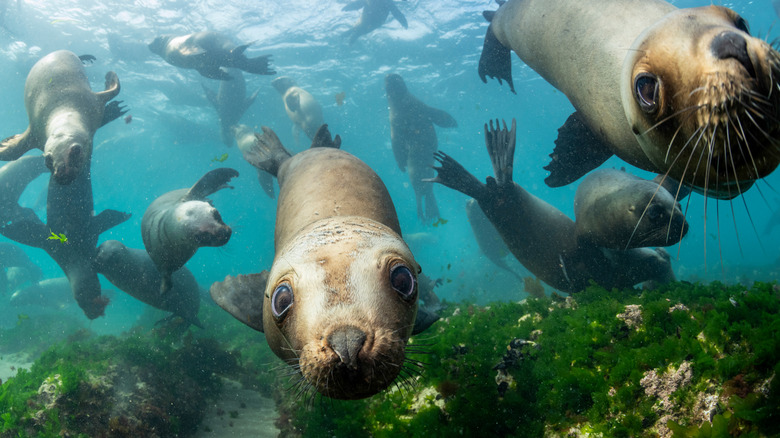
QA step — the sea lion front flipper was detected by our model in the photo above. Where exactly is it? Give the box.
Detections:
[478,13,515,93]
[342,0,366,12]
[244,127,292,178]
[543,111,613,188]
[388,2,408,28]
[96,71,121,104]
[0,208,49,249]
[0,132,32,161]
[186,167,240,200]
[425,105,457,128]
[100,100,128,127]
[310,124,341,149]
[209,272,268,332]
[428,151,487,200]
[412,306,439,335]
[92,209,132,236]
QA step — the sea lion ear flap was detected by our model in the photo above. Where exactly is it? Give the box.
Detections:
[210,272,269,333]
[186,167,240,199]
[310,124,342,149]
[411,306,439,335]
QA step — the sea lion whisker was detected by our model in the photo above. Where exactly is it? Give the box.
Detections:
[626,175,671,250]
[641,104,701,138]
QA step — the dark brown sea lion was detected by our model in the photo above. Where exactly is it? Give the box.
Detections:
[210,125,436,400]
[203,68,260,147]
[342,0,408,44]
[479,1,780,199]
[148,31,275,80]
[0,50,125,185]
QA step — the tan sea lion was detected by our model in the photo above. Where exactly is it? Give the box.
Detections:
[271,76,324,141]
[342,0,408,44]
[148,31,275,80]
[574,168,688,250]
[479,1,780,199]
[0,50,125,185]
[210,125,436,400]
[142,168,238,294]
[385,73,457,223]
[233,124,275,199]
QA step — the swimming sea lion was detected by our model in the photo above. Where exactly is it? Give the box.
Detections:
[342,0,408,44]
[96,240,203,328]
[574,168,689,250]
[148,31,275,80]
[203,69,260,147]
[232,124,276,199]
[385,73,457,223]
[0,242,42,295]
[271,76,324,142]
[142,168,237,294]
[9,277,73,309]
[465,198,525,282]
[211,124,436,400]
[429,119,676,293]
[479,1,780,198]
[0,50,126,185]
[0,155,48,230]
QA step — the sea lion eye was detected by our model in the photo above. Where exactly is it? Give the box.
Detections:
[634,73,659,113]
[390,264,416,301]
[271,283,294,319]
[646,204,664,220]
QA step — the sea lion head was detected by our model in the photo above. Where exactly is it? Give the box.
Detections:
[610,180,688,249]
[174,200,232,247]
[271,76,296,95]
[384,73,408,99]
[43,130,90,185]
[622,6,780,199]
[148,36,172,56]
[264,217,419,400]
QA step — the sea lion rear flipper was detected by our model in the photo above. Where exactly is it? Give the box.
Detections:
[543,112,613,187]
[232,47,275,76]
[0,132,32,161]
[78,54,96,64]
[186,167,240,200]
[311,124,341,149]
[485,118,516,185]
[428,151,487,200]
[209,272,268,332]
[478,21,515,93]
[412,306,439,335]
[389,3,408,28]
[426,106,457,128]
[92,209,132,236]
[244,127,292,178]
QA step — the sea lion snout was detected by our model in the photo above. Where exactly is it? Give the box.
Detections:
[711,31,755,78]
[327,325,367,370]
[45,143,83,184]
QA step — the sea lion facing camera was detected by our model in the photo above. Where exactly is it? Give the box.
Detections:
[149,31,275,80]
[479,1,780,198]
[142,168,237,295]
[211,125,436,400]
[0,50,126,185]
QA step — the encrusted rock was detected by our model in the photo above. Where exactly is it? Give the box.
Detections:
[616,304,643,329]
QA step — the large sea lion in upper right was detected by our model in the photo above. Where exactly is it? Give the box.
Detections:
[479,0,780,199]
[342,0,408,44]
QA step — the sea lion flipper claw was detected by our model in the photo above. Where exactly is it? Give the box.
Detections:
[543,111,613,187]
[210,272,268,333]
[427,151,486,200]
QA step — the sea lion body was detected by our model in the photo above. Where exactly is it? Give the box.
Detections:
[271,76,324,141]
[0,50,124,184]
[142,168,237,294]
[465,198,525,282]
[0,155,48,228]
[10,277,73,309]
[342,0,408,44]
[385,73,457,223]
[0,242,42,295]
[574,169,688,249]
[96,240,202,328]
[480,1,780,198]
[203,69,259,147]
[148,31,275,80]
[211,125,434,400]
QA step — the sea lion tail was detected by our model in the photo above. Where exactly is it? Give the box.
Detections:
[478,6,514,94]
[428,151,487,201]
[484,118,516,185]
[232,46,276,76]
[244,126,292,178]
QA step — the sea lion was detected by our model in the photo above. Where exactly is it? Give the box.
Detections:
[9,277,73,309]
[210,124,436,400]
[342,0,408,44]
[203,69,260,147]
[385,73,457,223]
[479,1,780,199]
[95,240,203,328]
[574,168,689,250]
[0,50,126,185]
[465,198,525,282]
[148,31,275,80]
[142,168,237,294]
[233,124,275,199]
[271,76,324,142]
[0,155,48,228]
[0,242,42,295]
[429,119,676,293]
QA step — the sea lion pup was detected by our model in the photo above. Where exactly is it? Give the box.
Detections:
[479,1,780,199]
[95,240,203,328]
[342,0,408,44]
[271,76,324,141]
[429,119,675,293]
[0,50,126,185]
[574,169,689,250]
[210,124,437,400]
[148,31,275,80]
[203,69,260,147]
[465,198,525,283]
[142,168,238,295]
[233,124,275,199]
[385,73,457,223]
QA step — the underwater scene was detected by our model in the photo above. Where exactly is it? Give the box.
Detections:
[1,0,780,436]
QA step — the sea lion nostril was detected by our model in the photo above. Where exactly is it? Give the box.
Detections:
[711,31,755,78]
[328,326,367,370]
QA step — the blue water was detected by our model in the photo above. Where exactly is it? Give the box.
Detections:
[0,0,779,334]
